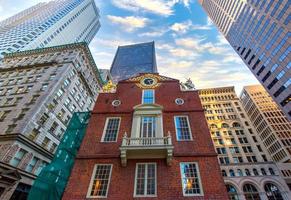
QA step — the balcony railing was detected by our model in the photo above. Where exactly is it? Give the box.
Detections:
[120,132,174,167]
[122,136,172,146]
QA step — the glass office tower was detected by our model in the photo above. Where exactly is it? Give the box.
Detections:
[199,0,290,120]
[0,0,100,60]
[110,41,158,82]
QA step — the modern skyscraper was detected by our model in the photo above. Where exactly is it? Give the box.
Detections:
[199,0,290,120]
[0,0,100,60]
[240,85,291,187]
[199,86,290,199]
[0,43,103,199]
[62,73,228,199]
[110,42,158,82]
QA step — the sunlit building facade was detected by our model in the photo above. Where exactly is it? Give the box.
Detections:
[0,43,103,199]
[0,0,100,60]
[110,42,158,82]
[240,85,291,188]
[199,0,291,120]
[199,86,290,200]
[63,73,229,200]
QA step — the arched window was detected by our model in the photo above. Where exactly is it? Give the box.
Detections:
[210,124,217,129]
[222,170,227,177]
[229,169,235,177]
[264,183,283,200]
[232,122,241,127]
[243,184,261,200]
[261,168,267,175]
[253,168,259,176]
[269,168,275,175]
[226,184,239,200]
[221,123,229,128]
[237,169,243,176]
[245,169,251,176]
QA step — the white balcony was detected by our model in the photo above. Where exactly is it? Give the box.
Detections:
[120,133,174,167]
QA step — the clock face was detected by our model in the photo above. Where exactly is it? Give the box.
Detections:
[143,78,154,85]
[137,75,159,89]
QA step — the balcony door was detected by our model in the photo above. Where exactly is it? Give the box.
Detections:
[140,116,156,138]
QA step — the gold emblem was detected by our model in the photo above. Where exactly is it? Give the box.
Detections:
[102,80,117,92]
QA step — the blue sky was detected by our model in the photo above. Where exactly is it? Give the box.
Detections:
[0,0,259,93]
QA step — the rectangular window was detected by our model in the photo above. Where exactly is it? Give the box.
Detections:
[102,117,120,142]
[87,164,112,198]
[26,157,38,172]
[134,163,157,197]
[140,116,156,137]
[180,162,203,196]
[10,149,27,167]
[142,89,154,104]
[174,116,192,141]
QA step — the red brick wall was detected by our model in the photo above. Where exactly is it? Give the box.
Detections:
[63,157,228,200]
[63,75,228,199]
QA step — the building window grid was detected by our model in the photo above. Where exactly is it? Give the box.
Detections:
[102,117,120,142]
[134,163,157,197]
[87,164,112,198]
[180,162,203,196]
[174,116,192,141]
[142,89,154,104]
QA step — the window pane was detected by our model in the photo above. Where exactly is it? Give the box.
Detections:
[180,163,202,195]
[147,164,156,195]
[140,117,156,138]
[143,90,154,104]
[103,118,120,142]
[135,163,156,196]
[89,164,112,197]
[175,116,191,140]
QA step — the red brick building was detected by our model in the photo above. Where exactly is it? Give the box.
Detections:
[62,73,228,200]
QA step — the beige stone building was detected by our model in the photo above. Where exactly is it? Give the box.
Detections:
[240,85,291,188]
[0,42,103,199]
[199,86,290,200]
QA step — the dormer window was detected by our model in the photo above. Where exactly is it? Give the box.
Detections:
[142,89,154,104]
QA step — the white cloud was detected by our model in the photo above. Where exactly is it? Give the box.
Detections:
[111,0,193,16]
[107,15,149,32]
[138,29,167,37]
[170,20,212,34]
[92,38,135,48]
[169,48,199,58]
[170,21,192,33]
[175,36,206,49]
[111,0,174,16]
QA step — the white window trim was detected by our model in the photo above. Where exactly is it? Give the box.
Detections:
[142,89,155,104]
[180,162,204,196]
[134,162,157,198]
[174,115,193,141]
[86,164,113,198]
[101,117,121,142]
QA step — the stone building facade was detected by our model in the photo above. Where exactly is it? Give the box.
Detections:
[199,86,290,200]
[0,42,103,199]
[63,73,228,200]
[240,85,291,188]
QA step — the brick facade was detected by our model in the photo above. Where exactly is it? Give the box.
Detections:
[62,74,228,199]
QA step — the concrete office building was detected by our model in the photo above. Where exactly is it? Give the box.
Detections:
[0,43,103,199]
[199,0,290,120]
[110,42,158,82]
[0,0,100,60]
[199,86,290,200]
[241,85,291,187]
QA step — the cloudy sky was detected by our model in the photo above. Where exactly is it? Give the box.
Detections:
[0,0,259,93]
